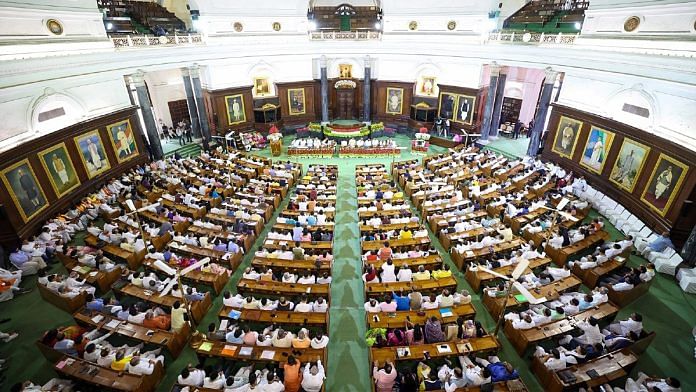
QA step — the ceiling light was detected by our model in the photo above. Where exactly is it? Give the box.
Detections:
[374,21,381,29]
[106,22,113,30]
[308,20,317,31]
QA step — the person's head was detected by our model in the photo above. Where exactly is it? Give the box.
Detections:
[552,348,561,359]
[662,231,669,238]
[666,377,680,388]
[173,300,181,309]
[287,355,297,365]
[632,313,643,322]
[181,367,190,379]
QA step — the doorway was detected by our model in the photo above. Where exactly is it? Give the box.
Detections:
[336,89,356,119]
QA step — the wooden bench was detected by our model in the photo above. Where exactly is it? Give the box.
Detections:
[451,238,525,270]
[608,279,653,307]
[236,279,330,302]
[142,259,228,295]
[366,303,476,329]
[113,283,212,324]
[168,241,243,271]
[571,256,627,289]
[74,308,190,357]
[465,258,553,292]
[251,257,332,274]
[482,275,582,321]
[151,232,172,252]
[53,355,163,392]
[365,277,458,299]
[262,239,333,250]
[440,228,493,253]
[56,252,122,293]
[503,301,619,355]
[195,341,326,365]
[545,231,610,266]
[38,283,87,314]
[219,307,329,327]
[365,254,442,271]
[370,335,500,363]
[361,237,431,252]
[138,211,190,234]
[85,234,146,270]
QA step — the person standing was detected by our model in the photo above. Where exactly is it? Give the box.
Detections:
[513,120,522,139]
[176,126,184,146]
[184,119,193,143]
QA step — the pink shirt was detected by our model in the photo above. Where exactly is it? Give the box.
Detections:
[373,368,397,392]
[379,302,397,312]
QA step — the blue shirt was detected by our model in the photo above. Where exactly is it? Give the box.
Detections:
[163,251,172,263]
[9,251,29,266]
[54,339,78,356]
[488,362,519,382]
[86,298,104,312]
[392,293,410,311]
[649,236,673,252]
[306,216,317,226]
[228,242,239,253]
[225,332,243,344]
[578,299,594,311]
[292,227,303,242]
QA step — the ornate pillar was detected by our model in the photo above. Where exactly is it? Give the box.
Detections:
[489,70,507,139]
[527,68,558,156]
[363,55,371,123]
[320,56,329,124]
[181,67,201,139]
[478,63,501,145]
[131,71,163,160]
[189,65,210,151]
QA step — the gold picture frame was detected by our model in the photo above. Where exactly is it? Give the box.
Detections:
[74,130,111,179]
[579,125,615,174]
[640,153,689,217]
[417,76,437,97]
[287,88,306,116]
[253,77,272,98]
[385,87,404,115]
[552,116,583,160]
[609,138,651,193]
[454,94,477,125]
[1,159,49,222]
[37,142,81,197]
[339,64,352,79]
[106,119,139,164]
[225,94,247,125]
[438,92,457,121]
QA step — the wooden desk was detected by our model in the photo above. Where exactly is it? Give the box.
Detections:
[169,241,243,271]
[187,225,255,252]
[56,252,123,293]
[361,237,431,252]
[237,279,330,301]
[85,235,145,270]
[545,231,610,266]
[113,283,212,324]
[360,222,420,234]
[366,303,476,329]
[572,256,627,289]
[365,277,458,298]
[440,228,491,252]
[482,275,582,321]
[196,341,326,365]
[370,335,500,363]
[206,212,264,236]
[451,239,525,270]
[262,239,333,250]
[142,259,228,295]
[251,257,332,274]
[219,307,329,327]
[465,258,553,292]
[73,308,189,357]
[503,301,619,354]
[54,355,163,392]
[365,254,442,271]
[38,283,87,314]
[608,279,653,307]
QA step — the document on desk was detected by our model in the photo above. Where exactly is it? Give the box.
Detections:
[105,320,121,329]
[260,350,275,360]
[238,347,253,356]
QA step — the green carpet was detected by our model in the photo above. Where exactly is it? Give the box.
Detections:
[484,136,530,159]
[1,134,694,392]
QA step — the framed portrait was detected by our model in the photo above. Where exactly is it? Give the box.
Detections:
[107,119,139,164]
[438,92,457,120]
[225,94,246,125]
[609,138,650,193]
[253,77,272,98]
[385,87,404,115]
[338,64,352,79]
[287,88,306,116]
[551,116,583,159]
[417,76,437,97]
[37,142,81,197]
[640,153,689,217]
[74,130,111,179]
[1,159,49,222]
[580,126,615,174]
[454,95,476,125]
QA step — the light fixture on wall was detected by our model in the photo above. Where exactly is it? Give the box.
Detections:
[308,20,317,31]
[374,21,381,30]
[574,22,582,29]
[106,22,113,30]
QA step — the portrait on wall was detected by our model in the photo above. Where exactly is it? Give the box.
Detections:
[641,153,689,216]
[338,64,352,79]
[253,77,272,97]
[287,88,306,116]
[385,87,404,115]
[454,95,476,125]
[580,126,615,174]
[225,94,246,125]
[551,116,583,159]
[417,76,437,97]
[107,119,139,163]
[74,130,110,179]
[609,138,650,193]
[37,142,80,197]
[438,92,457,120]
[1,159,49,222]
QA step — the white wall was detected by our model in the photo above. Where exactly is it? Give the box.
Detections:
[144,69,187,128]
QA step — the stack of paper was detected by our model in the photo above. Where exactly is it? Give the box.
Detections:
[199,342,213,352]
[221,345,237,356]
[238,347,253,356]
[439,308,453,318]
[260,350,275,360]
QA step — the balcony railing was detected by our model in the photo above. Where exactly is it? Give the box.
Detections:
[110,33,204,49]
[487,31,579,45]
[309,30,382,41]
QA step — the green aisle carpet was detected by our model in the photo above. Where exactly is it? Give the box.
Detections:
[0,134,694,392]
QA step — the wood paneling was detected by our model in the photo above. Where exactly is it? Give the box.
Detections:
[0,107,147,246]
[204,86,254,135]
[542,104,695,242]
[436,84,485,134]
[372,81,414,125]
[277,81,319,125]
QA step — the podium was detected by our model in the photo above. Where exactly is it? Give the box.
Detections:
[270,139,282,156]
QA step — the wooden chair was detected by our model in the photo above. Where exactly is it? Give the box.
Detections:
[38,284,87,314]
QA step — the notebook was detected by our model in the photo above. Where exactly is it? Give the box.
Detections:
[105,320,121,329]
[219,319,229,331]
[514,294,529,303]
[198,342,213,352]
[228,310,241,320]
[221,345,237,356]
[396,347,411,358]
[436,344,452,354]
[260,350,275,360]
[439,308,453,318]
[238,347,253,356]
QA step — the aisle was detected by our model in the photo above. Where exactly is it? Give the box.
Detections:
[326,165,371,391]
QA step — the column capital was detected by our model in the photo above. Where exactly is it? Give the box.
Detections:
[130,70,146,86]
[320,55,328,68]
[544,67,559,84]
[364,55,371,68]
[188,64,201,78]
[181,67,190,77]
[489,62,502,77]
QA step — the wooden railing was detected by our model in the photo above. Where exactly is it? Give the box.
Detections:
[110,33,204,48]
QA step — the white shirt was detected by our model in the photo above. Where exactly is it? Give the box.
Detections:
[301,361,325,392]
[178,369,206,386]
